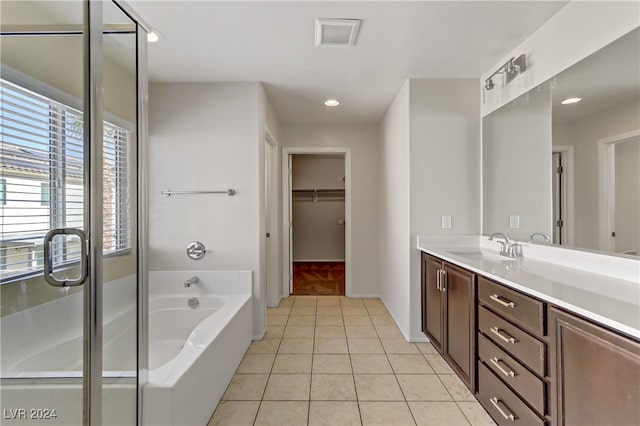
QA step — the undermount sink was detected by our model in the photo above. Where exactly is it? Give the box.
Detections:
[446,249,511,263]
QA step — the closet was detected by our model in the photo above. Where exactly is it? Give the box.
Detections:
[291,154,345,295]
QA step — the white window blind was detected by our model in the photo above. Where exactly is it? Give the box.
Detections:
[0,78,131,282]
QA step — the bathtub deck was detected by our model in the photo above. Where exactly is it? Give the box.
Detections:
[208,296,494,426]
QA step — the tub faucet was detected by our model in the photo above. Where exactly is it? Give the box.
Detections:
[489,233,521,258]
[184,276,199,288]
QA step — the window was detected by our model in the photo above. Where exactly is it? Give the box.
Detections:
[0,78,131,281]
[0,179,5,206]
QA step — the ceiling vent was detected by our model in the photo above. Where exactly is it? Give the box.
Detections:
[315,19,361,47]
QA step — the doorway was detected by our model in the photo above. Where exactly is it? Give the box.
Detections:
[599,130,640,254]
[282,148,351,297]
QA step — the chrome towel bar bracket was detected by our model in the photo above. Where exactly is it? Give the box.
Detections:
[162,189,236,197]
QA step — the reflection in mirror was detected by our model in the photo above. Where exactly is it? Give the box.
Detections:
[483,85,553,240]
[483,27,639,256]
[552,28,639,255]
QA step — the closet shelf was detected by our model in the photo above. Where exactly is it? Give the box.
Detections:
[292,188,345,192]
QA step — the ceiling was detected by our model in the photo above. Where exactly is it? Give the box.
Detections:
[128,1,568,125]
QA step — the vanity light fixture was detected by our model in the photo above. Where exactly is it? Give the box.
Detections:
[147,30,160,43]
[561,97,582,105]
[324,99,340,107]
[484,54,527,91]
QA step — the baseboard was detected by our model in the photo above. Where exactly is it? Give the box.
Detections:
[348,293,381,298]
[253,331,266,340]
[409,334,429,343]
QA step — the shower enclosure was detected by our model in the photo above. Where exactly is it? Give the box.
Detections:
[0,1,148,424]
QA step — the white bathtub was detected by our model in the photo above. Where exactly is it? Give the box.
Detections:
[0,271,253,426]
[143,271,253,426]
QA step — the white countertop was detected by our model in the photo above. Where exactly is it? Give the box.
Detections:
[417,235,640,340]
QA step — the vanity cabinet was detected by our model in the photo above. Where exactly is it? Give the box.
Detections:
[421,253,476,390]
[477,277,550,425]
[549,307,640,426]
[420,250,640,426]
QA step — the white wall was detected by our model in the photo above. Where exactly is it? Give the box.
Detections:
[379,81,411,338]
[483,87,552,239]
[149,82,266,337]
[282,125,380,297]
[553,99,640,251]
[481,1,640,116]
[408,79,481,340]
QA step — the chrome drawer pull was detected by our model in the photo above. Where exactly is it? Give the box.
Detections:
[490,357,516,378]
[490,327,518,344]
[440,270,447,292]
[490,294,517,308]
[490,397,517,422]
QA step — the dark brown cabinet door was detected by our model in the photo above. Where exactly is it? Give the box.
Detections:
[550,307,640,426]
[422,254,443,352]
[443,263,475,389]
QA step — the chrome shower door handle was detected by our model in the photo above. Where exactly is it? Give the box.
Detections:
[43,228,88,287]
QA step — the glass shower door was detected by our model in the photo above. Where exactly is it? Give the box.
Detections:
[0,1,87,424]
[0,1,140,424]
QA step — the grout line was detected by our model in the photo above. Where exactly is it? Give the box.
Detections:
[306,300,318,426]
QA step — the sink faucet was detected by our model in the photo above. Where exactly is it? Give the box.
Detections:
[184,276,199,288]
[529,232,552,244]
[489,233,521,258]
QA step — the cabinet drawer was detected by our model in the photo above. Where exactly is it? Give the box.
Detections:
[479,333,545,415]
[478,362,545,426]
[479,306,545,376]
[479,277,544,335]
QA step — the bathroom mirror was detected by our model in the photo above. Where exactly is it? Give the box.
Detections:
[483,27,640,256]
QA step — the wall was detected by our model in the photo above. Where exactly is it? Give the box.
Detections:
[483,87,552,239]
[553,98,640,251]
[615,139,640,255]
[282,125,380,297]
[481,1,640,116]
[379,81,411,337]
[149,82,265,336]
[292,156,345,261]
[408,79,481,340]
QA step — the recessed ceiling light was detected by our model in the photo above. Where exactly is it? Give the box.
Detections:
[147,30,160,43]
[561,97,582,105]
[324,99,340,107]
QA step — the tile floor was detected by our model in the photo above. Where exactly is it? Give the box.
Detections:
[209,296,495,426]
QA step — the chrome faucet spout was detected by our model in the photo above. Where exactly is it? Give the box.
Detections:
[529,232,551,244]
[488,232,520,258]
[184,276,199,288]
[489,232,511,244]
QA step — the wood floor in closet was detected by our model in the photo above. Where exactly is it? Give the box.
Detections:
[293,262,345,295]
